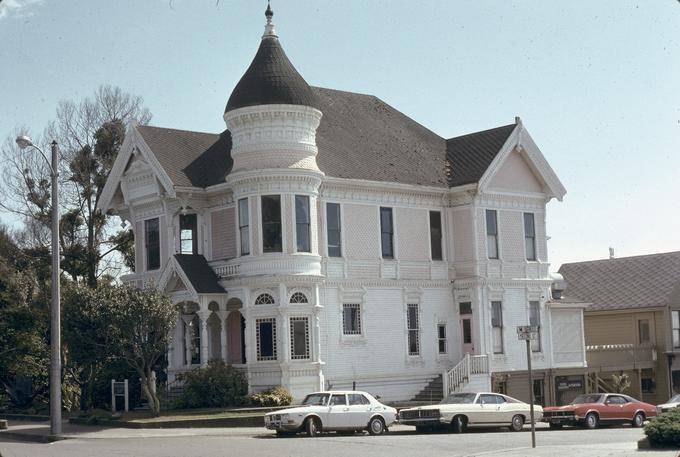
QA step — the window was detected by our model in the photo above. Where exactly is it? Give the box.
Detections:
[295,195,310,253]
[524,213,536,261]
[673,311,680,349]
[256,318,277,361]
[144,218,160,270]
[641,369,656,394]
[459,302,472,315]
[329,394,347,406]
[289,292,308,304]
[533,379,545,406]
[529,301,541,352]
[638,319,651,344]
[238,198,250,255]
[407,304,420,356]
[261,195,282,253]
[429,211,443,261]
[326,202,342,257]
[437,324,447,354]
[486,210,498,259]
[290,317,310,360]
[380,207,394,259]
[342,303,361,335]
[348,393,370,405]
[255,293,275,305]
[492,301,503,354]
[179,214,197,254]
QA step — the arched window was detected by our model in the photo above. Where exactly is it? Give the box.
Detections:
[289,292,308,304]
[255,293,275,305]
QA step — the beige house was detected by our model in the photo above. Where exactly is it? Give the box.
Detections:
[559,251,680,405]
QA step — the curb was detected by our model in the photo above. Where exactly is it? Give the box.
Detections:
[69,415,264,429]
[0,430,68,444]
[0,414,49,422]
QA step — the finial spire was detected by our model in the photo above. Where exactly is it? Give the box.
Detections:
[263,0,277,38]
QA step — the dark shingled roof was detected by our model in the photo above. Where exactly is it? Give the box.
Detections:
[559,252,680,312]
[174,254,226,294]
[137,90,516,189]
[446,124,516,187]
[225,35,319,113]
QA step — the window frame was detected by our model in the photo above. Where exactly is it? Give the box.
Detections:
[289,316,310,360]
[672,310,680,349]
[524,212,536,261]
[295,195,311,253]
[144,217,161,271]
[486,209,499,259]
[342,303,362,335]
[380,207,394,259]
[437,323,447,354]
[491,301,504,354]
[238,198,250,256]
[407,303,420,356]
[261,195,282,253]
[256,317,277,361]
[179,213,198,255]
[326,202,342,257]
[429,210,443,261]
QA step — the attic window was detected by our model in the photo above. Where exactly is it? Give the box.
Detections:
[180,214,198,255]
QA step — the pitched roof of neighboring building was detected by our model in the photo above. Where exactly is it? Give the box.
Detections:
[174,254,226,294]
[137,89,516,190]
[558,251,680,311]
[446,124,517,187]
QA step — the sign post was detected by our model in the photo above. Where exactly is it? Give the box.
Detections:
[517,325,539,448]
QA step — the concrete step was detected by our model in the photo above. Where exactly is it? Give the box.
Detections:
[0,419,8,430]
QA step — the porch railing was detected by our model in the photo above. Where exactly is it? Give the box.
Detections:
[442,353,489,397]
[586,343,657,370]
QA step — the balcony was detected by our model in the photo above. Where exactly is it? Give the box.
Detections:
[586,343,657,371]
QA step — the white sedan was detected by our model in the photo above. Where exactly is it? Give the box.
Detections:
[399,392,543,433]
[264,391,398,437]
[658,394,680,413]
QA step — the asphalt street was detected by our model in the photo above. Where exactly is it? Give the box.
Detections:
[0,424,678,457]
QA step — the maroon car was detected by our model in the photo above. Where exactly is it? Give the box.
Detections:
[542,393,657,429]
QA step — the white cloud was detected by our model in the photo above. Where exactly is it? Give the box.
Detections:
[0,0,44,20]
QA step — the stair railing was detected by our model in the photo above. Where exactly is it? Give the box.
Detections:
[442,353,489,397]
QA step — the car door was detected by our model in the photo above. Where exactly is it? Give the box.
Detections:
[346,393,372,428]
[602,395,625,421]
[493,395,514,423]
[475,394,499,424]
[326,394,348,429]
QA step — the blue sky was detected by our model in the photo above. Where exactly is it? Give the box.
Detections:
[1,0,678,269]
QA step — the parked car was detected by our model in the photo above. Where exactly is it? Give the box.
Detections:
[657,394,680,413]
[264,390,397,437]
[542,393,657,429]
[398,392,543,433]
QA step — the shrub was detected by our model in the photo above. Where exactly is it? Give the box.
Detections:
[249,386,293,407]
[175,361,248,409]
[644,408,680,448]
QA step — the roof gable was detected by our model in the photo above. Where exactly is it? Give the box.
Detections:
[559,251,680,311]
[487,150,544,193]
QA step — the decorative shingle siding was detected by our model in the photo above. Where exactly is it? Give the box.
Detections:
[211,208,236,260]
[284,195,294,254]
[344,204,380,260]
[499,210,523,262]
[396,208,430,262]
[535,211,547,262]
[452,207,473,262]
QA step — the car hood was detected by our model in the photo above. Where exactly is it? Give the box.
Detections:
[658,402,680,409]
[264,406,314,416]
[401,405,443,412]
[544,403,591,412]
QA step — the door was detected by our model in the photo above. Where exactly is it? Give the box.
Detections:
[346,393,373,428]
[227,311,244,364]
[459,302,474,354]
[602,394,627,421]
[325,394,348,429]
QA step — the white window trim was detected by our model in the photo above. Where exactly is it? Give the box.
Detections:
[523,212,537,262]
[324,200,344,258]
[255,317,278,362]
[338,288,367,346]
[378,206,397,260]
[428,209,445,262]
[485,209,500,260]
[142,216,162,272]
[236,197,251,257]
[289,315,311,360]
[437,322,448,356]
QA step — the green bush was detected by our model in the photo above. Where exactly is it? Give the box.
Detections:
[644,408,680,447]
[175,361,248,409]
[249,386,293,407]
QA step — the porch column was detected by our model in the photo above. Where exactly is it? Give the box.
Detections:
[197,310,211,367]
[313,285,324,364]
[181,314,194,366]
[216,310,229,363]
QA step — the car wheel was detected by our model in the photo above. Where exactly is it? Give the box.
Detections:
[305,417,321,437]
[509,414,525,432]
[548,423,563,430]
[632,412,645,428]
[451,415,467,433]
[368,416,385,436]
[584,412,598,429]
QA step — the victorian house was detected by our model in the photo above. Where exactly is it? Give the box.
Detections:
[98,5,586,403]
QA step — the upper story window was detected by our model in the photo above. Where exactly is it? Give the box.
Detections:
[524,213,536,261]
[673,311,680,349]
[238,198,250,256]
[407,304,420,356]
[289,292,308,304]
[380,207,394,259]
[486,210,499,259]
[179,214,197,255]
[295,195,311,253]
[529,301,541,352]
[255,293,275,305]
[261,195,282,253]
[342,303,362,335]
[437,324,447,354]
[491,301,503,354]
[638,319,651,345]
[326,202,342,257]
[144,218,160,271]
[290,317,310,360]
[430,211,443,261]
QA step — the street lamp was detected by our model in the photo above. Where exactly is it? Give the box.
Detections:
[15,136,61,437]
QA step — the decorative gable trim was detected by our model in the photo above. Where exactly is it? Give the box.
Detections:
[98,125,177,213]
[478,121,566,201]
[158,255,199,302]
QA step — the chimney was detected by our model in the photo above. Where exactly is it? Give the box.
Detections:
[609,247,615,260]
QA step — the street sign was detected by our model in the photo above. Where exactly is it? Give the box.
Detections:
[517,325,539,341]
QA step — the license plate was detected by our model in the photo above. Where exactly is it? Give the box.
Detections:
[551,420,561,424]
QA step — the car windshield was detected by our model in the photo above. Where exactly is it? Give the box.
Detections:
[571,394,603,404]
[302,393,330,406]
[440,393,477,404]
[667,394,680,403]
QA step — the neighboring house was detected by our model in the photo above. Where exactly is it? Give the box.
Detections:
[559,251,680,405]
[98,6,585,402]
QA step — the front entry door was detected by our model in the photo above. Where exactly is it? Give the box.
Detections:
[459,302,474,354]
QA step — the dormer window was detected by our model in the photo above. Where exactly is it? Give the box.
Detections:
[180,214,198,255]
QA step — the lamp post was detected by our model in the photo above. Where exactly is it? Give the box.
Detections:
[15,136,61,437]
